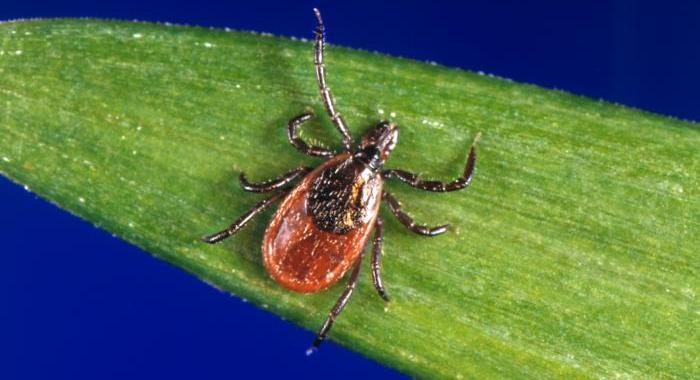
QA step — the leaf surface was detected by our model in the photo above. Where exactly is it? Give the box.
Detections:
[0,19,698,379]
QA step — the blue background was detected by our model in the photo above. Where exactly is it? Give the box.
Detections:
[2,1,698,379]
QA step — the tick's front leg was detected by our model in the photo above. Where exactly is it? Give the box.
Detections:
[287,113,336,158]
[312,8,353,150]
[383,133,480,192]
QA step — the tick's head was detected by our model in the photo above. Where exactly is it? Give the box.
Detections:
[355,121,398,170]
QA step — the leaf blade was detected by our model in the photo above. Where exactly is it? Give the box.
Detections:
[1,19,698,379]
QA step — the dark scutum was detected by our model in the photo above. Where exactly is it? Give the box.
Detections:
[308,159,367,234]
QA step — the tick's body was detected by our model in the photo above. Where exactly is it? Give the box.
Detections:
[202,9,479,351]
[264,153,382,293]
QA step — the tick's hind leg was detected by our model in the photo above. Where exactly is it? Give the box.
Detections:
[382,133,480,192]
[371,217,390,301]
[287,113,335,158]
[383,191,449,236]
[201,190,287,244]
[239,167,311,193]
[307,250,364,354]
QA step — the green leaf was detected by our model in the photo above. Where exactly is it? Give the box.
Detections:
[1,19,698,379]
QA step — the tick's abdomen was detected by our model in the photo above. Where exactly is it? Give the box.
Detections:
[262,153,382,293]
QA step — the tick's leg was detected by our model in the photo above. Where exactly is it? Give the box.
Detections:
[307,250,364,354]
[371,217,390,301]
[201,191,287,244]
[239,167,311,193]
[383,191,449,236]
[313,8,353,151]
[383,133,480,192]
[288,113,335,158]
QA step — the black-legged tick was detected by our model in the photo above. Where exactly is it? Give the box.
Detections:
[203,8,479,353]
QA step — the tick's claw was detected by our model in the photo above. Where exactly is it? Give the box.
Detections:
[380,292,391,302]
[313,8,323,25]
[201,234,220,244]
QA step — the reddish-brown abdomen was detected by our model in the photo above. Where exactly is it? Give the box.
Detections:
[262,153,382,293]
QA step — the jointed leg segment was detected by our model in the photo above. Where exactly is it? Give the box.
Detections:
[383,191,449,236]
[287,113,335,157]
[371,217,390,301]
[201,190,287,244]
[309,250,364,353]
[383,134,479,192]
[313,8,353,151]
[239,167,311,193]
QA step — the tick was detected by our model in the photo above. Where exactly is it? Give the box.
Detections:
[202,8,479,352]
